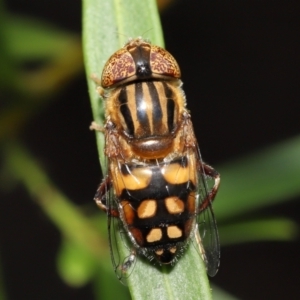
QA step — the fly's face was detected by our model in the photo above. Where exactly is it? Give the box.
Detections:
[92,38,220,282]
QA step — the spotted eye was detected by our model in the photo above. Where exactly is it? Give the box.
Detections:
[101,47,136,88]
[149,45,181,79]
[101,39,181,88]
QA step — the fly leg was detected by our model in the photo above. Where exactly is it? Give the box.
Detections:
[198,163,220,212]
[94,176,119,217]
[89,121,105,132]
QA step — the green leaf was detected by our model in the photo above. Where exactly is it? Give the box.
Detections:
[127,243,212,300]
[0,13,82,94]
[82,0,213,299]
[3,143,110,264]
[219,218,298,246]
[215,135,300,221]
[3,14,79,61]
[57,239,98,287]
[212,285,240,300]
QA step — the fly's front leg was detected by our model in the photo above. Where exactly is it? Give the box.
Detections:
[90,121,105,132]
[198,163,220,212]
[91,73,106,98]
[94,176,119,217]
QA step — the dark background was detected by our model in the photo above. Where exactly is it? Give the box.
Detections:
[1,0,300,299]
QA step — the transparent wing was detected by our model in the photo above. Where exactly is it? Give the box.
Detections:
[195,150,220,277]
[106,160,137,284]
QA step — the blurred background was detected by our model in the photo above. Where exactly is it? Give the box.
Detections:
[0,0,299,299]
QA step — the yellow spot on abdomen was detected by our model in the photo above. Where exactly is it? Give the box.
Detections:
[162,163,189,184]
[165,197,184,214]
[167,225,182,239]
[146,228,162,243]
[169,247,177,254]
[137,200,157,218]
[155,249,164,256]
[112,165,152,195]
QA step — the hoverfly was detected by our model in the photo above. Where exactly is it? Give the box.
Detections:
[91,37,220,281]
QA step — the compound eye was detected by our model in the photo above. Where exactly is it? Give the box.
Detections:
[101,48,136,88]
[101,39,181,88]
[150,46,181,79]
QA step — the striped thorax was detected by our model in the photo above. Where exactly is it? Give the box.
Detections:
[105,80,186,159]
